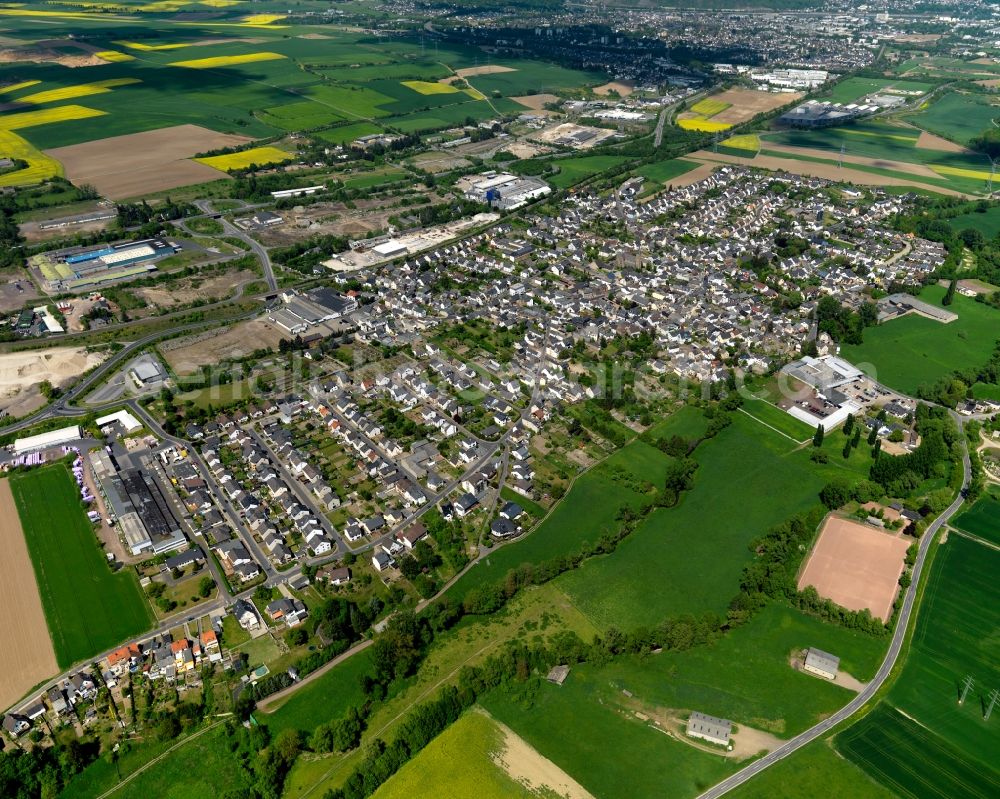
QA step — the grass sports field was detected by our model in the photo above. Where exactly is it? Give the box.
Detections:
[840,284,1000,395]
[10,463,153,668]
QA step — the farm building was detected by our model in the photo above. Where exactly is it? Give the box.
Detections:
[803,648,840,681]
[12,425,82,455]
[686,711,732,747]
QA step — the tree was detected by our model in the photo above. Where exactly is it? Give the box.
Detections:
[943,276,957,307]
[285,627,308,647]
[843,413,855,437]
[867,426,878,446]
[820,480,852,509]
[198,576,215,598]
[813,424,825,448]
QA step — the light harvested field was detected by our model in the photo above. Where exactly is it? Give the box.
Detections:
[492,714,595,799]
[594,80,634,97]
[0,479,58,712]
[45,124,250,199]
[797,516,909,622]
[709,88,803,125]
[0,347,106,415]
[916,130,971,153]
[161,318,286,375]
[688,150,968,197]
[511,93,560,111]
[455,64,516,78]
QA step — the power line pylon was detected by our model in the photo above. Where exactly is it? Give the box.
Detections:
[959,675,975,705]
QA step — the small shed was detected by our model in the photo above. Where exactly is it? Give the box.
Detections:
[803,648,840,681]
[546,665,570,685]
[686,711,732,747]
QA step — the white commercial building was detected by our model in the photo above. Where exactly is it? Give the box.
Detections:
[95,409,143,433]
[12,425,82,455]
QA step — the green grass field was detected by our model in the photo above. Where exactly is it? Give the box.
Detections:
[446,440,668,600]
[555,412,827,628]
[10,465,153,667]
[481,674,737,799]
[740,397,815,441]
[372,711,537,799]
[951,485,1000,544]
[112,724,253,799]
[728,738,898,799]
[634,157,702,192]
[577,603,884,737]
[262,648,373,734]
[822,77,934,104]
[909,91,1000,145]
[836,705,998,799]
[840,284,1000,395]
[947,206,1000,239]
[884,535,1000,769]
[549,155,629,188]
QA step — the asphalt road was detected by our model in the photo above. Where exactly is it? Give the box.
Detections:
[696,431,972,799]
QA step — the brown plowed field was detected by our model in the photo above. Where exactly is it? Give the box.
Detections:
[45,124,252,200]
[0,479,58,711]
[709,88,803,125]
[797,516,910,623]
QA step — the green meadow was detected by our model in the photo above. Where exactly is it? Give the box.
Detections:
[555,412,827,629]
[840,284,1000,395]
[951,484,1000,545]
[10,464,153,668]
[909,91,1000,146]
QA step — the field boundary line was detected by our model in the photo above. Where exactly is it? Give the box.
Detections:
[94,719,226,799]
[737,406,807,444]
[947,526,1000,552]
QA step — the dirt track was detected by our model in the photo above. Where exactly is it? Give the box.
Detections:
[0,479,58,712]
[688,150,969,197]
[797,516,910,623]
[915,130,971,153]
[45,124,251,200]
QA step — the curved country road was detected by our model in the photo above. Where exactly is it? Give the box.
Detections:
[697,433,971,798]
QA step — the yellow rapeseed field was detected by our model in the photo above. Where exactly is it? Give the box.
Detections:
[0,105,107,131]
[690,98,731,117]
[402,80,459,95]
[722,133,761,152]
[463,87,487,100]
[117,40,192,51]
[678,117,732,133]
[18,78,140,105]
[168,52,286,69]
[96,50,135,62]
[930,164,992,180]
[196,146,291,171]
[0,129,62,187]
[0,80,40,95]
[241,13,285,24]
[200,0,242,6]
